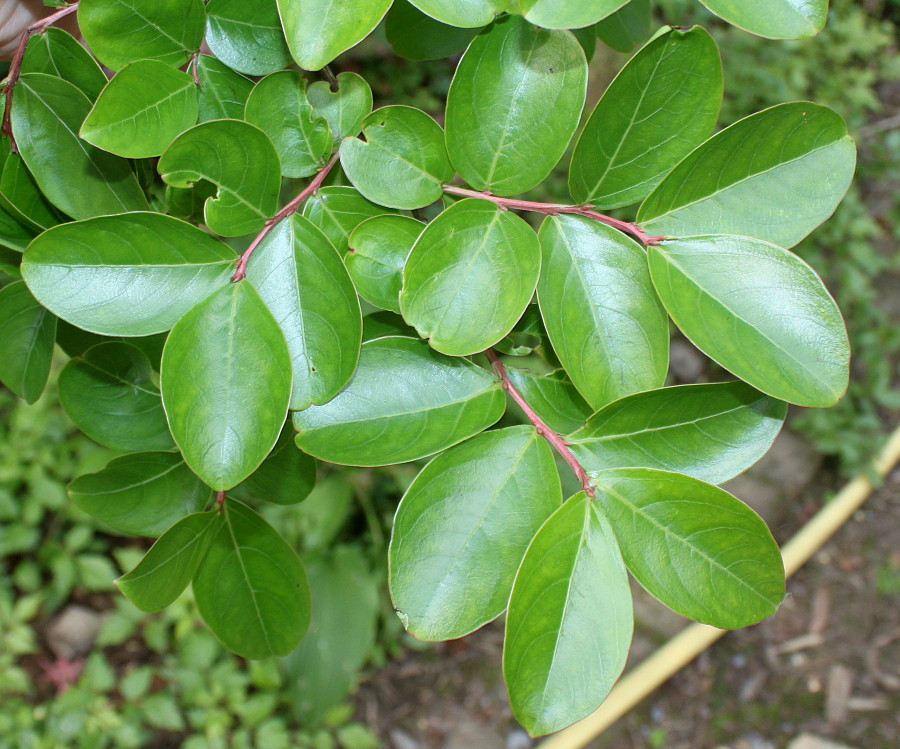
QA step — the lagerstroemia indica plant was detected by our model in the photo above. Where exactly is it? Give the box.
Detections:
[0,0,851,736]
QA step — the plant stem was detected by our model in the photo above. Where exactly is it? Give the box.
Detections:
[1,2,80,151]
[216,490,225,511]
[443,184,665,246]
[232,151,340,282]
[485,349,595,499]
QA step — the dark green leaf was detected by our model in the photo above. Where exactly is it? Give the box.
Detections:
[231,428,316,506]
[160,282,292,490]
[362,310,416,340]
[700,0,829,40]
[505,367,593,434]
[205,0,292,76]
[407,0,505,27]
[0,280,56,403]
[21,27,107,100]
[0,141,59,231]
[195,54,254,122]
[294,336,505,466]
[385,1,482,60]
[0,205,35,252]
[518,0,628,29]
[302,186,397,254]
[307,72,373,145]
[595,0,652,52]
[571,25,597,61]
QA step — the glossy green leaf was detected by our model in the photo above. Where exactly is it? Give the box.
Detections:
[277,0,392,71]
[445,15,588,195]
[11,74,148,219]
[537,215,668,409]
[0,246,22,276]
[504,493,633,736]
[21,27,107,100]
[193,499,310,658]
[391,426,561,641]
[362,310,416,341]
[58,342,174,452]
[307,72,373,145]
[595,0,652,53]
[246,215,361,410]
[22,213,235,336]
[78,0,206,69]
[69,452,213,537]
[347,215,423,313]
[340,106,455,210]
[302,186,396,254]
[401,198,541,356]
[205,0,292,76]
[160,283,292,490]
[245,71,332,179]
[80,60,199,159]
[648,235,850,407]
[0,142,59,231]
[570,382,786,484]
[505,367,593,434]
[637,102,856,248]
[386,1,482,60]
[159,120,281,237]
[571,26,597,61]
[195,54,254,122]
[294,336,505,466]
[0,205,35,252]
[592,468,785,627]
[231,428,316,506]
[117,511,217,612]
[700,0,829,40]
[407,0,506,27]
[0,280,56,403]
[569,27,722,208]
[518,0,628,29]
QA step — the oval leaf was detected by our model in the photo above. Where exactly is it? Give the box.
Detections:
[637,102,856,248]
[206,0,292,76]
[518,0,628,29]
[401,198,541,356]
[195,54,254,121]
[390,426,561,640]
[700,0,829,40]
[407,0,505,27]
[307,72,373,144]
[504,493,633,737]
[592,468,785,628]
[302,186,397,254]
[0,142,59,232]
[0,280,56,404]
[294,336,505,466]
[386,2,482,60]
[505,367,593,435]
[21,27,107,100]
[595,0,652,53]
[648,235,850,407]
[161,282,292,490]
[231,428,316,506]
[570,382,786,484]
[445,15,588,195]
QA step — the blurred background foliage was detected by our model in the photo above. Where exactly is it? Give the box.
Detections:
[0,0,897,745]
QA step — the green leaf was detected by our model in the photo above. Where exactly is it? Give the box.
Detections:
[648,235,850,407]
[0,141,60,231]
[231,428,316,506]
[159,120,281,237]
[78,0,207,69]
[294,336,505,466]
[401,198,541,356]
[347,215,423,313]
[0,205,35,252]
[205,0,292,76]
[80,60,199,159]
[160,282,292,490]
[407,0,506,27]
[505,367,593,434]
[307,72,373,145]
[193,499,310,658]
[0,280,56,403]
[21,27,107,100]
[117,511,217,612]
[22,212,235,336]
[700,0,829,40]
[69,452,212,537]
[302,186,396,254]
[58,342,175,451]
[570,382,786,484]
[592,468,785,628]
[518,0,628,29]
[11,74,148,219]
[385,1,482,60]
[390,426,561,641]
[537,215,668,410]
[340,106,455,210]
[246,215,361,410]
[277,0,392,71]
[362,310,416,340]
[595,0,652,53]
[445,15,587,195]
[245,70,332,179]
[569,27,722,208]
[504,493,633,736]
[637,102,856,248]
[195,54,255,122]
[571,25,597,61]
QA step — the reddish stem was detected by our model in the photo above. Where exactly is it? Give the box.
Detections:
[216,490,225,510]
[1,2,80,151]
[486,349,595,499]
[443,184,665,246]
[232,151,340,282]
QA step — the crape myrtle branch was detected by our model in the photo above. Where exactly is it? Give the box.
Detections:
[1,1,80,150]
[443,184,665,246]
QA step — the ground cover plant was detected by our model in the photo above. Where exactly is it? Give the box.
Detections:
[0,0,858,737]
